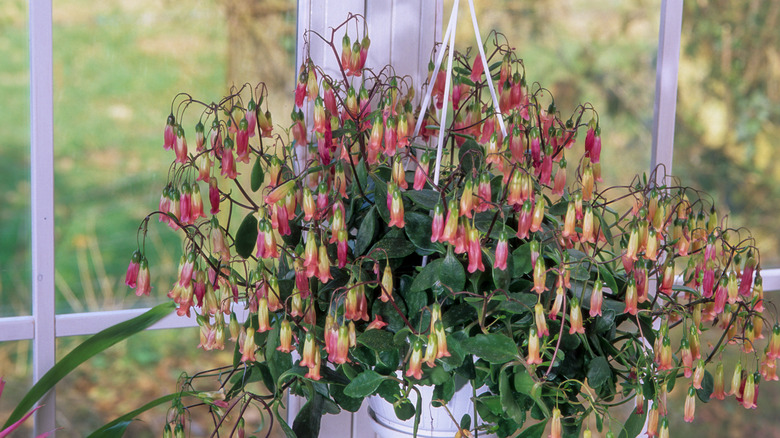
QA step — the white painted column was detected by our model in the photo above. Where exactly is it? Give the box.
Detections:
[30,0,57,434]
[292,1,442,435]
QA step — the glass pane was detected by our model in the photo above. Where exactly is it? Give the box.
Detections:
[0,341,32,434]
[448,0,661,185]
[0,0,31,317]
[674,1,780,267]
[48,0,282,314]
[51,0,296,314]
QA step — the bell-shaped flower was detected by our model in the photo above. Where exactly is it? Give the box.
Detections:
[220,138,238,179]
[414,152,430,190]
[466,226,485,273]
[406,340,424,379]
[380,264,394,302]
[240,327,257,363]
[388,184,405,228]
[125,250,142,288]
[568,297,585,334]
[532,256,547,294]
[136,257,151,297]
[495,230,509,271]
[534,302,549,337]
[589,279,603,317]
[624,276,638,315]
[527,327,542,365]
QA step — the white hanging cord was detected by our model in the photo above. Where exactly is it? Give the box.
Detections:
[412,1,459,139]
[468,0,507,138]
[432,0,459,187]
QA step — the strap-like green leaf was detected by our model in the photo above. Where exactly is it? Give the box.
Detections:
[3,301,175,429]
[87,391,195,438]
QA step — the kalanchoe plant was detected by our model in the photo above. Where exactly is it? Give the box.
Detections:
[124,15,771,438]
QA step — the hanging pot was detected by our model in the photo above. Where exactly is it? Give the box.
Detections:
[367,376,494,438]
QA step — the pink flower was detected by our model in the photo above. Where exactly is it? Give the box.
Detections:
[125,250,142,288]
[163,115,176,150]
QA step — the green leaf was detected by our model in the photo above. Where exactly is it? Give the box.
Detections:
[292,392,325,438]
[460,333,518,363]
[500,368,525,425]
[370,234,417,259]
[517,419,547,438]
[235,212,258,259]
[344,370,386,398]
[355,206,377,256]
[696,370,714,403]
[594,210,614,245]
[432,379,456,405]
[394,398,416,420]
[357,329,396,352]
[410,259,442,292]
[331,383,363,413]
[275,405,297,438]
[5,302,175,429]
[88,391,192,437]
[587,356,613,390]
[617,411,647,438]
[459,139,483,176]
[512,243,533,277]
[513,366,535,395]
[405,189,440,210]
[439,248,466,293]
[250,155,264,191]
[598,265,619,296]
[405,211,445,254]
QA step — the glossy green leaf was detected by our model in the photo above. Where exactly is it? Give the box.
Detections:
[292,392,325,438]
[617,411,647,438]
[235,212,258,259]
[587,356,613,390]
[500,368,525,426]
[696,370,714,403]
[4,301,175,429]
[275,405,297,438]
[344,370,386,398]
[517,419,547,438]
[357,329,396,352]
[595,210,614,245]
[370,233,417,259]
[250,155,264,191]
[598,265,619,296]
[405,211,445,254]
[512,243,533,278]
[410,259,442,292]
[331,383,363,413]
[404,189,440,210]
[394,398,416,420]
[460,333,518,363]
[439,248,466,293]
[459,139,483,176]
[355,206,377,256]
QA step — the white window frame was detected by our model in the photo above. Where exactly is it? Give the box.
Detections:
[4,0,780,436]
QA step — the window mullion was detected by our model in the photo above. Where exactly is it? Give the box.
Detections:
[30,0,56,434]
[651,0,684,176]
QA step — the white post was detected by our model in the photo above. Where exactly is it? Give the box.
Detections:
[30,0,57,435]
[651,0,684,176]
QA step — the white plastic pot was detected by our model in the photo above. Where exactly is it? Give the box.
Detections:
[368,377,495,438]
